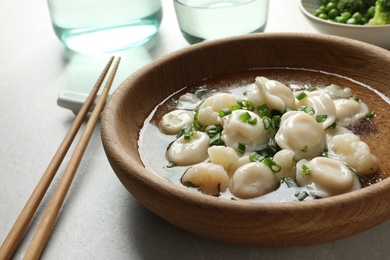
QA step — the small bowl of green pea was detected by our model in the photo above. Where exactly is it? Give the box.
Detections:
[299,0,390,49]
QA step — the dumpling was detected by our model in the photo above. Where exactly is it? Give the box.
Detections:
[296,157,361,198]
[246,77,295,113]
[197,93,238,126]
[159,109,194,135]
[181,163,229,196]
[334,99,369,125]
[167,131,210,165]
[221,109,274,152]
[296,91,336,129]
[275,111,326,161]
[208,146,239,176]
[328,133,378,176]
[230,162,278,199]
[272,149,296,181]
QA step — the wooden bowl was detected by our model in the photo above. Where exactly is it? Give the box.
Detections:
[101,33,390,247]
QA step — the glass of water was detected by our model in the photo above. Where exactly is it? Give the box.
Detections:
[173,0,269,44]
[47,0,162,54]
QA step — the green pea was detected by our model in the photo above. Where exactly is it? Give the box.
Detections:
[318,13,328,20]
[341,12,351,20]
[314,9,324,17]
[325,2,337,12]
[335,16,347,23]
[352,12,363,22]
[346,17,358,24]
[368,6,376,18]
[328,8,339,19]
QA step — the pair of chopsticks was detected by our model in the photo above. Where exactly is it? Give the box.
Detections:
[0,56,121,259]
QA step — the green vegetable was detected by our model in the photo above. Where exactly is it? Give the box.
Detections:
[369,0,390,25]
[249,152,264,162]
[263,158,281,173]
[302,164,312,176]
[219,108,231,117]
[237,142,246,154]
[295,191,309,201]
[313,0,384,25]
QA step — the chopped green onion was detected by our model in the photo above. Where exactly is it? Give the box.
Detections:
[295,191,309,201]
[209,133,223,146]
[298,106,315,115]
[239,111,251,122]
[183,180,196,187]
[316,114,328,123]
[205,125,220,137]
[231,104,242,111]
[178,124,196,140]
[352,96,360,102]
[285,106,294,112]
[262,116,272,130]
[305,84,317,91]
[172,98,179,105]
[237,142,246,154]
[296,92,308,100]
[193,111,203,130]
[283,178,299,188]
[365,112,375,119]
[301,145,308,153]
[247,117,258,125]
[326,122,337,129]
[263,158,281,173]
[237,100,254,111]
[194,85,207,98]
[165,161,177,168]
[249,152,264,162]
[219,108,232,117]
[265,138,279,156]
[272,115,281,129]
[302,164,311,176]
[257,103,270,117]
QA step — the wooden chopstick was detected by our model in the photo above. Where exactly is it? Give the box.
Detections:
[23,56,121,259]
[0,56,120,260]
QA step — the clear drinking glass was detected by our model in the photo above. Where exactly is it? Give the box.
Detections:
[173,0,269,44]
[47,0,162,53]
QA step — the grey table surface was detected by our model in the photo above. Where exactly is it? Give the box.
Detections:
[1,0,389,259]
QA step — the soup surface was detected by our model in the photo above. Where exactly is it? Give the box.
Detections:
[139,68,389,202]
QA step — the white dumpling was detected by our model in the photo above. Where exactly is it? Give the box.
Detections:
[208,146,239,175]
[197,93,238,126]
[262,77,296,109]
[320,84,352,99]
[159,110,194,135]
[329,133,378,176]
[228,155,251,177]
[272,149,296,181]
[181,163,229,196]
[167,131,210,166]
[246,77,294,113]
[222,110,274,152]
[334,99,369,125]
[177,93,201,110]
[296,91,336,129]
[230,162,278,199]
[275,111,326,161]
[296,157,361,198]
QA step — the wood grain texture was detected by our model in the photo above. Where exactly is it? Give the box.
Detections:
[101,33,390,246]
